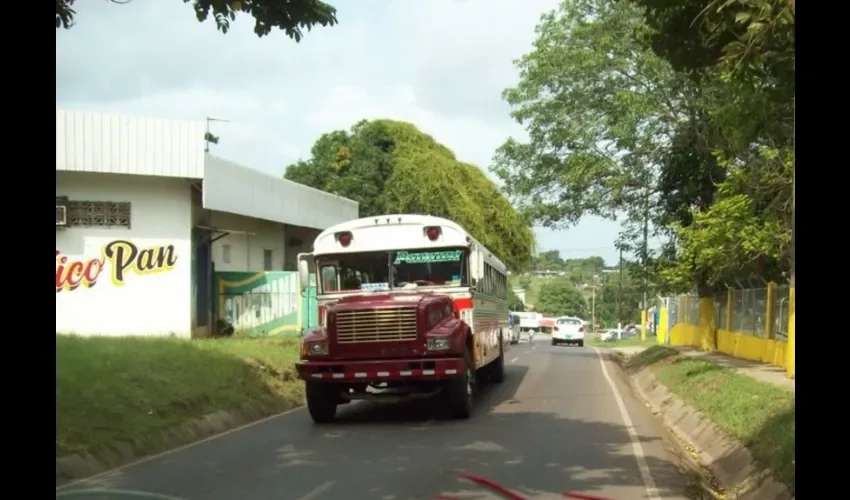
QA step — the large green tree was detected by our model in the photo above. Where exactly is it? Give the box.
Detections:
[633,0,794,291]
[285,119,535,271]
[535,279,588,318]
[492,0,687,232]
[56,0,338,40]
[496,0,793,296]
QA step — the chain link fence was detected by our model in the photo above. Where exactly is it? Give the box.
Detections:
[714,291,728,330]
[663,284,791,340]
[731,288,768,336]
[772,285,790,341]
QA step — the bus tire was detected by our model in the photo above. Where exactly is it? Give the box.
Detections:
[306,382,338,424]
[447,349,475,419]
[490,348,505,384]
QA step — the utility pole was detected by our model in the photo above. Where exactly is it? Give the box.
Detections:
[618,247,624,327]
[591,273,598,335]
[642,185,649,336]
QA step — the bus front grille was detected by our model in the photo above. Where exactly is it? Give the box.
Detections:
[335,307,418,344]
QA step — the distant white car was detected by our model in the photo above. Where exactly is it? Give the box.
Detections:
[599,329,620,342]
[552,316,585,347]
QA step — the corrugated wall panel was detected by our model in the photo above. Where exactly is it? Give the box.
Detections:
[56,109,205,179]
[203,155,359,229]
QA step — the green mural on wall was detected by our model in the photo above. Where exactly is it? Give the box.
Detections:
[215,271,317,336]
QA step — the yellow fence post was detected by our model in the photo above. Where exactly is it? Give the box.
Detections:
[698,297,716,351]
[658,300,668,344]
[786,287,795,378]
[765,282,776,340]
[725,288,733,331]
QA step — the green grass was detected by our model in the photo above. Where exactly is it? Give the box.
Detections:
[56,335,304,459]
[631,346,795,492]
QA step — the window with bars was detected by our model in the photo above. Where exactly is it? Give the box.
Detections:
[65,201,132,228]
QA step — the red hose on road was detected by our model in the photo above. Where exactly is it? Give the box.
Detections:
[436,473,614,500]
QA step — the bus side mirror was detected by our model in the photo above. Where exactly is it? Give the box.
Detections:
[297,253,312,291]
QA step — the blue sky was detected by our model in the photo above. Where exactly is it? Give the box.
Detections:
[55,0,623,265]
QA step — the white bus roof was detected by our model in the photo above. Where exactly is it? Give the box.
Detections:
[311,214,507,272]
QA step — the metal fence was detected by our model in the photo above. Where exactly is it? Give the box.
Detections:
[663,283,791,340]
[673,294,699,326]
[731,288,768,336]
[772,285,790,341]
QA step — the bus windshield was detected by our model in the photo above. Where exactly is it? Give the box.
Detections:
[317,248,468,294]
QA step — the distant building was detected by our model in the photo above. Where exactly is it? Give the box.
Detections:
[56,110,359,338]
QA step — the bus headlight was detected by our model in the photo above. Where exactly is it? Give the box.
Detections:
[427,337,451,351]
[301,341,329,358]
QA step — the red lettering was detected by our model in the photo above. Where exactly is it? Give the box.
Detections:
[65,261,84,290]
[56,250,105,293]
[83,259,102,287]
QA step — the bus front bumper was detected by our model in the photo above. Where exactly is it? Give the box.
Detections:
[296,357,465,383]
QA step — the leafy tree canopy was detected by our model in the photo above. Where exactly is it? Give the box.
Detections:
[56,0,338,40]
[632,0,794,292]
[535,279,588,318]
[496,0,793,295]
[492,0,686,231]
[285,119,535,271]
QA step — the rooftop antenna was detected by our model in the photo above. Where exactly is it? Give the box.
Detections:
[205,116,230,153]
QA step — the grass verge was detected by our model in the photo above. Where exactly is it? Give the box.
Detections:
[629,346,795,492]
[587,336,657,348]
[56,334,303,460]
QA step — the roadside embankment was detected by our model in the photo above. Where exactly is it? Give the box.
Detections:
[612,346,794,499]
[56,334,304,485]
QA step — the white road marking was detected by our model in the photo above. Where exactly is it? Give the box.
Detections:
[295,480,336,500]
[56,405,307,491]
[510,357,519,364]
[594,347,662,500]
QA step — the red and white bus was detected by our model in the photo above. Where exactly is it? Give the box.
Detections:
[296,214,510,422]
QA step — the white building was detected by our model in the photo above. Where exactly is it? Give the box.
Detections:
[56,110,359,338]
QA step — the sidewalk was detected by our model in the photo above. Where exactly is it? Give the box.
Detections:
[613,344,795,393]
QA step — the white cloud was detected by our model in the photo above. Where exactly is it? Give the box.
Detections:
[55,0,622,262]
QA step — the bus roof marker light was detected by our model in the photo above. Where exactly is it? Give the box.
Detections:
[336,231,353,247]
[425,226,441,241]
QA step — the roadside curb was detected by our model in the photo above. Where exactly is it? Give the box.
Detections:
[609,351,793,500]
[56,400,304,487]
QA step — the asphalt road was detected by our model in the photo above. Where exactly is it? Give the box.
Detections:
[58,335,692,500]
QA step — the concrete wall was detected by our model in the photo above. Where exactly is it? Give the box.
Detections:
[283,224,321,270]
[56,171,193,337]
[203,210,286,272]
